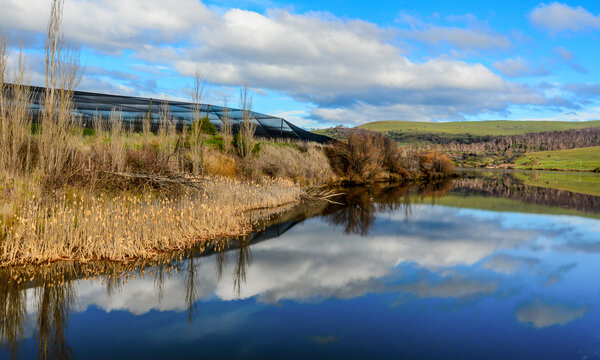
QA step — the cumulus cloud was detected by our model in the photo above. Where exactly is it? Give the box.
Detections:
[493,57,549,78]
[515,299,588,328]
[0,0,575,124]
[0,0,214,53]
[562,83,600,104]
[530,2,600,33]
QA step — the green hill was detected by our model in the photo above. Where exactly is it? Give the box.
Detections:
[358,120,600,136]
[515,146,600,172]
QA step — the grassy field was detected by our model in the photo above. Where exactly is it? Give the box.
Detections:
[358,120,600,136]
[512,171,600,196]
[515,146,600,171]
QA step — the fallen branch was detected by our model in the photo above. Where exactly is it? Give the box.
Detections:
[103,171,211,191]
[301,188,345,205]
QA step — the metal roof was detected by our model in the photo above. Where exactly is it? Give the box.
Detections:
[26,86,331,143]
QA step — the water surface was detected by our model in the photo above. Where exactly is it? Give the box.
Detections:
[2,171,600,359]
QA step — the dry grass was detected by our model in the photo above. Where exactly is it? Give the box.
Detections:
[242,142,335,185]
[204,149,237,178]
[0,177,301,267]
[38,0,83,188]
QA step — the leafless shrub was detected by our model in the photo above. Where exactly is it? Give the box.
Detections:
[325,130,454,182]
[325,132,387,183]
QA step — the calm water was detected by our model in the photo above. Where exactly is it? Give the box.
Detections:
[2,171,600,359]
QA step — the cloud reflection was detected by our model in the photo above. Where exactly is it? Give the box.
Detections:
[515,300,588,328]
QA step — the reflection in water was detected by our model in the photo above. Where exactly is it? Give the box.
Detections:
[36,276,75,360]
[515,299,589,328]
[0,269,27,359]
[456,171,600,215]
[1,173,600,359]
[324,180,453,236]
[233,237,252,298]
[185,258,198,323]
[0,265,77,360]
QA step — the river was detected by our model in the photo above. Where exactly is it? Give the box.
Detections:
[2,171,600,359]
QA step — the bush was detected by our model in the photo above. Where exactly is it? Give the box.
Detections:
[233,133,255,158]
[325,131,409,183]
[415,151,455,178]
[190,117,217,136]
[324,130,454,183]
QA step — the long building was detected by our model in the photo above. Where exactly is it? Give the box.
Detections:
[25,86,331,143]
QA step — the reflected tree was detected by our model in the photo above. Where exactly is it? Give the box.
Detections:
[324,180,453,236]
[36,273,76,360]
[233,236,253,297]
[215,250,228,282]
[0,269,27,359]
[185,258,198,323]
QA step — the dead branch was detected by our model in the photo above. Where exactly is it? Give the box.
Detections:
[103,171,211,191]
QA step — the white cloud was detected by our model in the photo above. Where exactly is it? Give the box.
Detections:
[0,0,214,53]
[530,2,600,33]
[493,57,549,78]
[0,0,574,124]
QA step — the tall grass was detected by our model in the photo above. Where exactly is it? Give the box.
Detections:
[38,0,83,187]
[0,178,301,266]
[0,41,35,177]
[189,67,205,175]
[234,83,257,158]
[241,142,335,185]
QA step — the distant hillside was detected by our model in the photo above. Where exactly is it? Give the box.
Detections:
[358,120,600,137]
[515,146,600,172]
[312,120,600,169]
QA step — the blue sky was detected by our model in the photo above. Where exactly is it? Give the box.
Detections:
[1,0,600,128]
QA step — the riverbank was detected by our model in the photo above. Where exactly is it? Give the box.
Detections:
[0,177,303,267]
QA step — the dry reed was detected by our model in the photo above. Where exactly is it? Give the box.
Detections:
[234,82,257,158]
[0,177,301,267]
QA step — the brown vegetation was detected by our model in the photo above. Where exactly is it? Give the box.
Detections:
[324,131,455,183]
[239,142,335,185]
[0,178,301,267]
